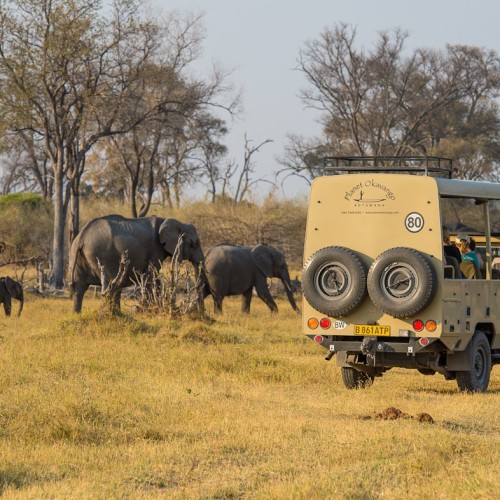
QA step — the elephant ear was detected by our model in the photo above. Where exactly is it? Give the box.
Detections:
[251,244,273,278]
[159,219,184,262]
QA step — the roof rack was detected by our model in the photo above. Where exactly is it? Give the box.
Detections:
[323,156,454,178]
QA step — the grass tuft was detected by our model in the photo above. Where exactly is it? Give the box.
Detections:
[58,311,160,337]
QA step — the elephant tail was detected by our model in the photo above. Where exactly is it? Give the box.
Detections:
[68,235,84,298]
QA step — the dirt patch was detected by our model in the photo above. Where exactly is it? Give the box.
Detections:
[376,407,410,420]
[358,407,434,423]
[415,412,434,424]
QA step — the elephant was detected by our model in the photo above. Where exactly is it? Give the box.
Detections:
[0,276,24,317]
[69,214,204,313]
[203,243,299,314]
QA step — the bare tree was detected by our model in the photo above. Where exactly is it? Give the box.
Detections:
[106,121,162,218]
[0,131,51,196]
[298,25,466,155]
[232,136,273,205]
[193,114,228,204]
[277,135,330,186]
[286,23,500,182]
[0,1,237,288]
[0,0,150,287]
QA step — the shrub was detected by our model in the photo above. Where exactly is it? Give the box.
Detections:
[170,195,307,268]
[0,193,53,262]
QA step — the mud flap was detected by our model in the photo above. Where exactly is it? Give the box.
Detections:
[335,338,378,368]
[336,351,349,367]
[446,347,472,371]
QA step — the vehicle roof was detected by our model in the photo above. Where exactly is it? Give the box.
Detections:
[435,178,500,200]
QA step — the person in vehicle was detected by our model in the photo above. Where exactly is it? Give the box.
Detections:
[455,233,481,268]
[443,226,462,262]
[469,237,484,266]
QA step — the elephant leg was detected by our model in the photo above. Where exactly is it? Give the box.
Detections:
[73,282,89,313]
[213,294,223,314]
[241,289,252,313]
[255,283,278,313]
[3,297,11,317]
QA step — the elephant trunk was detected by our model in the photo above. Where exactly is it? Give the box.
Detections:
[16,288,24,317]
[282,276,299,312]
[191,247,205,267]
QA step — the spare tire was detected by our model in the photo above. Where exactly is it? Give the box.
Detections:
[367,247,437,318]
[302,246,368,317]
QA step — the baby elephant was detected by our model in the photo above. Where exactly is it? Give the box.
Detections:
[0,276,24,317]
[203,243,299,314]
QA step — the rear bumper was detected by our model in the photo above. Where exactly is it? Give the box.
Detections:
[306,334,451,372]
[306,334,439,355]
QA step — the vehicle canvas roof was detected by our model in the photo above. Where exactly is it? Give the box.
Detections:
[435,178,500,200]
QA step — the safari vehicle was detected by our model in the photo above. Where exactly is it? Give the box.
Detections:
[302,156,500,392]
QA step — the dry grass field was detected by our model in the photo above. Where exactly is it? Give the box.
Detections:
[0,290,499,499]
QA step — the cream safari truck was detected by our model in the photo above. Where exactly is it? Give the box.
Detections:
[302,157,500,392]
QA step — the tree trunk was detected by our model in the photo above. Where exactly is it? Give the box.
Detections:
[138,159,154,217]
[36,260,46,293]
[51,168,67,289]
[163,183,173,209]
[129,179,138,218]
[69,178,80,244]
[174,179,181,208]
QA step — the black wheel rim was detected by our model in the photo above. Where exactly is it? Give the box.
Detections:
[473,346,487,384]
[380,262,419,300]
[315,262,350,300]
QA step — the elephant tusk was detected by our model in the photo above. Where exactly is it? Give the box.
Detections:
[284,281,292,293]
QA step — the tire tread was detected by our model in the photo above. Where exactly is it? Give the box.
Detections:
[303,246,368,317]
[341,367,374,389]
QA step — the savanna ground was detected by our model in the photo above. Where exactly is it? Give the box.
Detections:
[0,289,499,499]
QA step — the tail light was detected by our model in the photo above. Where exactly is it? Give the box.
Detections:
[308,318,319,329]
[413,319,437,333]
[425,320,437,332]
[320,318,331,329]
[413,319,424,332]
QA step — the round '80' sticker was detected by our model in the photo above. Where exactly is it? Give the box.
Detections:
[405,212,424,233]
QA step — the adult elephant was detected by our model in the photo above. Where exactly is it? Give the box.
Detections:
[69,214,204,313]
[203,243,299,314]
[0,276,24,317]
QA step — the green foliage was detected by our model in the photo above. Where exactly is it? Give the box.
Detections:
[0,193,46,210]
[0,193,53,261]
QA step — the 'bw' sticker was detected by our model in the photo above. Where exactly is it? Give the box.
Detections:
[333,321,346,330]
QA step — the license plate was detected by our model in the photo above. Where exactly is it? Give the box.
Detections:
[354,325,391,336]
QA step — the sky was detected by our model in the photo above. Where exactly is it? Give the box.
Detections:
[152,0,500,199]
